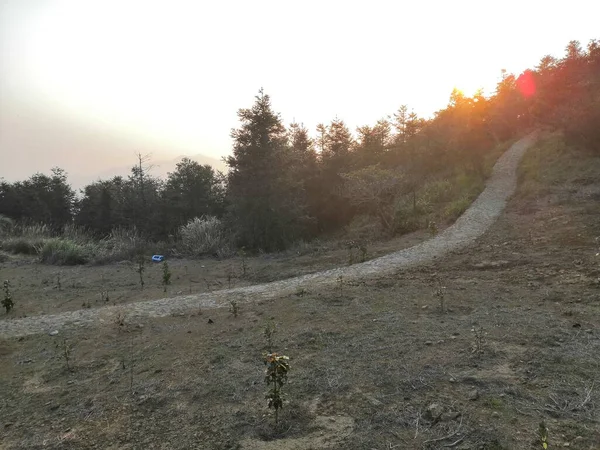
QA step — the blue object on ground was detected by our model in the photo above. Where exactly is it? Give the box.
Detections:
[152,255,165,262]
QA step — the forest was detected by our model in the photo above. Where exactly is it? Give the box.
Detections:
[1,39,598,263]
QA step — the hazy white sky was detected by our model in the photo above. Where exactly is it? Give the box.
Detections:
[1,0,598,183]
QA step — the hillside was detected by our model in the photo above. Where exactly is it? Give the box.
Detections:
[1,132,599,449]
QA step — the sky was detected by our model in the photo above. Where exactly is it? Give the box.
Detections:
[1,0,598,186]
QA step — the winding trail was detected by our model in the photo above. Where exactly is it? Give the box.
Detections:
[0,133,538,338]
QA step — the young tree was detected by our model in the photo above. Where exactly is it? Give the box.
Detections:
[341,165,405,233]
[125,155,163,238]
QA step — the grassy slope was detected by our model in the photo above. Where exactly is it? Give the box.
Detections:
[1,132,600,449]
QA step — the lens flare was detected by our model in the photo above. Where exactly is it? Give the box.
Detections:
[517,71,536,98]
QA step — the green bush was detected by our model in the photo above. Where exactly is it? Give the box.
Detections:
[421,179,455,204]
[39,239,90,265]
[455,171,484,195]
[444,195,473,220]
[393,198,423,234]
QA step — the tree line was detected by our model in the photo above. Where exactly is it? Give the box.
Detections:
[1,39,598,252]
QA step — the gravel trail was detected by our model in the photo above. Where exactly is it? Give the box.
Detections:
[0,133,538,338]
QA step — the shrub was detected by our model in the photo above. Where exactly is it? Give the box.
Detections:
[93,227,147,264]
[264,353,290,426]
[2,280,13,313]
[0,222,52,255]
[61,223,92,244]
[393,198,424,234]
[421,179,455,204]
[0,215,14,235]
[162,261,171,293]
[443,195,473,221]
[1,237,46,255]
[0,251,9,263]
[179,216,224,256]
[39,239,90,265]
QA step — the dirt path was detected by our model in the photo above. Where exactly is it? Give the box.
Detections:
[0,133,538,338]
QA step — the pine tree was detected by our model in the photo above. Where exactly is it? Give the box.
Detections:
[226,89,309,251]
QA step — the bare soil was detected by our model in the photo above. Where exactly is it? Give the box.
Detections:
[1,133,599,449]
[0,227,433,318]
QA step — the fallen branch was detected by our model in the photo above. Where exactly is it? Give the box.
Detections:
[444,438,464,448]
[422,415,463,445]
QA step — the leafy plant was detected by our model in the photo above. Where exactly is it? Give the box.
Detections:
[346,240,356,265]
[358,242,368,262]
[128,333,135,395]
[2,280,14,313]
[114,311,127,328]
[346,239,368,264]
[226,264,234,289]
[337,274,344,297]
[162,261,172,293]
[538,421,549,449]
[428,219,438,236]
[264,352,290,426]
[229,300,239,318]
[434,280,446,313]
[135,255,145,290]
[239,248,248,277]
[58,338,74,373]
[471,325,486,355]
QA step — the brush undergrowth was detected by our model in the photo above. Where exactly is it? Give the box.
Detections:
[0,138,519,264]
[0,223,160,266]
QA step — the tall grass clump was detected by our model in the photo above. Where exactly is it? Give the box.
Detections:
[0,214,14,235]
[38,238,91,265]
[179,216,224,256]
[94,227,147,264]
[1,238,43,255]
[0,222,51,255]
[62,223,93,245]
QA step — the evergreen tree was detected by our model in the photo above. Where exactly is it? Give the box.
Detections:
[0,168,74,230]
[162,158,225,231]
[313,118,355,231]
[355,118,391,167]
[226,89,309,251]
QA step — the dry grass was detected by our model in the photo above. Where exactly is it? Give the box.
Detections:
[1,133,600,449]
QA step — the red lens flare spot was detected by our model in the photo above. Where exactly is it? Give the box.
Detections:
[517,71,536,98]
